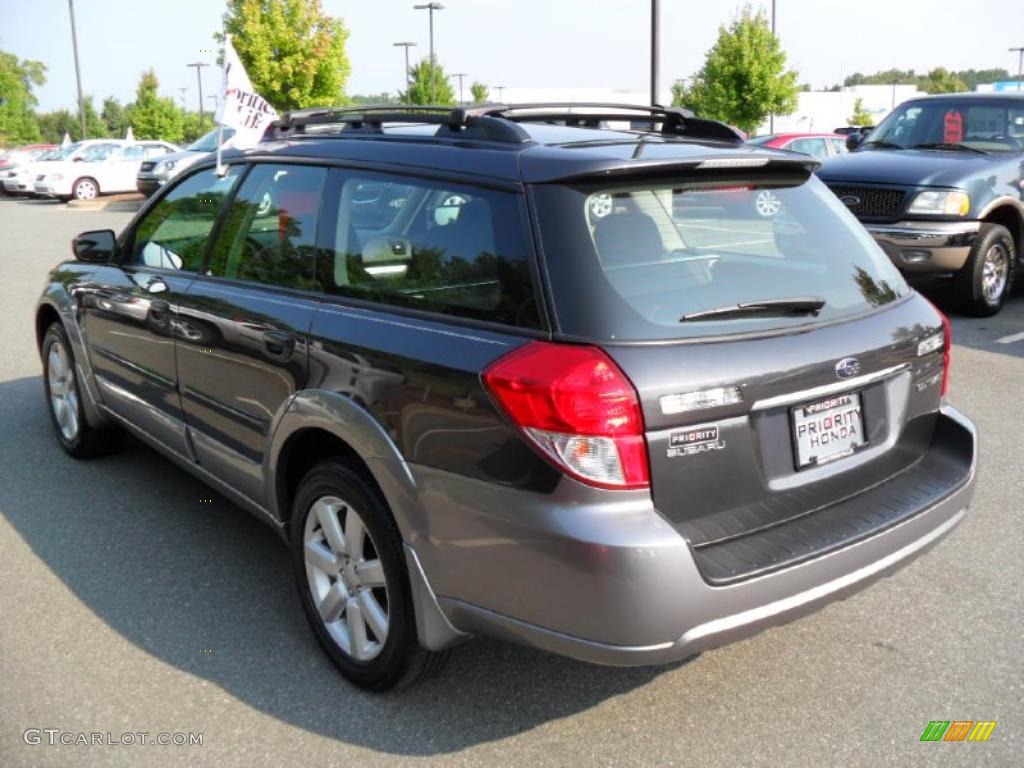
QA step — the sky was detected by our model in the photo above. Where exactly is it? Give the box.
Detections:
[2,0,1023,112]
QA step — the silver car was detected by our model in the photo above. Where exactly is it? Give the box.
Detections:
[136,127,235,195]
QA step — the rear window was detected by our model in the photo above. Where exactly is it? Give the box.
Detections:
[532,174,909,341]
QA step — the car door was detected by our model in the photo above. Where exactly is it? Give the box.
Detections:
[174,162,327,504]
[103,145,146,192]
[78,165,243,456]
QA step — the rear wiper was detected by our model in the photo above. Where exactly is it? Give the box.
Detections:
[911,142,989,155]
[679,297,826,322]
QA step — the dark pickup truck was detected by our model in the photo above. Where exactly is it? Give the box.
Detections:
[818,93,1024,315]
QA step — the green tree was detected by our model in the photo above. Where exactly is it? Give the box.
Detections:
[181,111,208,143]
[0,50,46,145]
[672,5,799,134]
[218,0,350,111]
[470,82,489,104]
[126,69,184,143]
[922,67,967,94]
[35,110,76,144]
[405,58,455,105]
[101,96,130,137]
[847,97,873,126]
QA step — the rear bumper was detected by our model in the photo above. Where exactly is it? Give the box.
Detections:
[867,220,979,273]
[411,405,976,665]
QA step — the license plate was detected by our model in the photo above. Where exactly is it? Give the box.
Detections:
[791,392,866,468]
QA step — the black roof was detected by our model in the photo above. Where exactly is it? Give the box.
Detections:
[223,103,818,184]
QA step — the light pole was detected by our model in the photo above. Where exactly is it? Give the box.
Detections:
[769,0,777,133]
[496,85,505,103]
[187,62,209,132]
[67,0,87,139]
[452,72,467,105]
[1011,47,1024,92]
[413,3,443,103]
[393,42,417,101]
[650,0,659,106]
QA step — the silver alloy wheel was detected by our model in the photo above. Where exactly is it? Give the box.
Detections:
[47,340,80,441]
[74,179,97,200]
[981,243,1009,303]
[303,495,389,661]
[589,193,613,218]
[754,190,782,217]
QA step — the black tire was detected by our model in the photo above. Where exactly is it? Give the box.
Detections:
[71,177,99,201]
[290,459,449,691]
[954,223,1016,316]
[42,322,123,458]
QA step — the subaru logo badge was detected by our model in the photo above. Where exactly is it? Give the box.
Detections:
[835,357,860,379]
[840,195,861,207]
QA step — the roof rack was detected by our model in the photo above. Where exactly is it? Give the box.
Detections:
[267,102,744,144]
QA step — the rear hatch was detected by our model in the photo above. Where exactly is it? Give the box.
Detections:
[531,165,964,583]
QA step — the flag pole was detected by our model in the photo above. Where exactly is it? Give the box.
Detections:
[215,37,226,177]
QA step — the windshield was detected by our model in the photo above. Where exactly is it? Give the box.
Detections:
[53,143,83,160]
[747,135,775,145]
[863,98,1024,153]
[532,175,910,340]
[187,128,235,152]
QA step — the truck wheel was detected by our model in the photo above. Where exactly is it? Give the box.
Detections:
[42,322,123,457]
[290,459,449,691]
[954,223,1015,316]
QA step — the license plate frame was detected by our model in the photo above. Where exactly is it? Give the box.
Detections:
[791,391,867,469]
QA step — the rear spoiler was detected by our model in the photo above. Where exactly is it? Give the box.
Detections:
[520,152,820,184]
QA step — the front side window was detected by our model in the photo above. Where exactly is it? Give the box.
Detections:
[533,174,910,341]
[127,166,242,271]
[319,172,540,327]
[206,163,326,290]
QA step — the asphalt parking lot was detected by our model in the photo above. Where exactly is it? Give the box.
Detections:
[0,196,1021,768]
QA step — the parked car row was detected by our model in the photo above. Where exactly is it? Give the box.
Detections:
[748,93,1024,316]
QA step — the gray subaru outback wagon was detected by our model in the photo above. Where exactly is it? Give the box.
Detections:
[35,104,977,690]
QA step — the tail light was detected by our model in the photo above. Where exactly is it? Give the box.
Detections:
[482,341,649,490]
[938,307,951,398]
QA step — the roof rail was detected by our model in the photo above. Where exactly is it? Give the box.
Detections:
[266,102,743,144]
[268,104,531,143]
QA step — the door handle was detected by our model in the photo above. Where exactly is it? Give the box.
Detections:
[262,330,296,359]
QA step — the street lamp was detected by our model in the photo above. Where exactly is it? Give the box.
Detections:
[413,2,443,103]
[452,72,467,105]
[393,41,417,101]
[496,85,505,103]
[1011,47,1024,92]
[67,0,87,139]
[187,62,209,131]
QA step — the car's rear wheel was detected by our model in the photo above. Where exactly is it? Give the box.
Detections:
[42,323,122,457]
[754,189,782,217]
[290,460,448,690]
[71,177,99,201]
[954,223,1015,316]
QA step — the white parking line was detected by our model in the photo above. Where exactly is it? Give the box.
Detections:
[995,331,1024,344]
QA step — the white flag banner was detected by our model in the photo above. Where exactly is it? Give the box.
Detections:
[215,36,278,149]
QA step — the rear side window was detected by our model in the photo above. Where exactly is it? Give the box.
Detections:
[127,166,242,271]
[533,175,909,341]
[318,171,540,328]
[207,163,326,291]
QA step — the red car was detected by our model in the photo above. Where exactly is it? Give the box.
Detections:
[0,143,57,173]
[748,132,848,160]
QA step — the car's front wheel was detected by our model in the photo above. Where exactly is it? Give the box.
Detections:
[290,460,448,690]
[42,322,122,457]
[954,223,1015,316]
[71,177,99,201]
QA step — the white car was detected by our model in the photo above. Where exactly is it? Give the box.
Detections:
[3,146,73,194]
[34,140,179,200]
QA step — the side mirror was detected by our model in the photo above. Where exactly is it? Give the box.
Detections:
[860,126,874,137]
[72,229,116,263]
[72,156,84,162]
[846,133,864,151]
